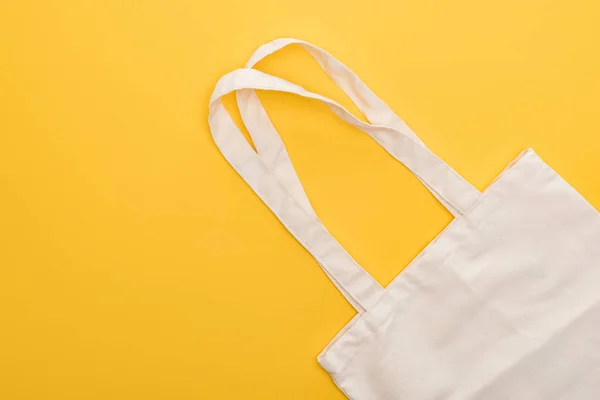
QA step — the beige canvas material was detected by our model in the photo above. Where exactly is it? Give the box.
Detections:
[208,39,600,399]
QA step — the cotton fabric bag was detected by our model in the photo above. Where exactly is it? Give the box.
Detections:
[208,38,600,399]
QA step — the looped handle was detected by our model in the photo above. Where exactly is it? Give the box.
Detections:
[236,38,480,217]
[209,39,481,313]
[244,38,419,141]
[210,68,387,313]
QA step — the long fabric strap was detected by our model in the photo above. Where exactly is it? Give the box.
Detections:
[210,69,384,312]
[236,38,480,217]
[209,65,479,313]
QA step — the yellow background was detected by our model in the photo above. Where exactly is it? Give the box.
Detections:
[1,0,600,398]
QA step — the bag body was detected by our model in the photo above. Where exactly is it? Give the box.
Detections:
[209,38,600,399]
[320,149,600,399]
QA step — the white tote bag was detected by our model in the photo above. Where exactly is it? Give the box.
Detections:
[209,38,600,399]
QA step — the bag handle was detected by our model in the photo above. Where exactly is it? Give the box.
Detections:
[210,68,385,312]
[236,38,480,217]
[209,67,478,313]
